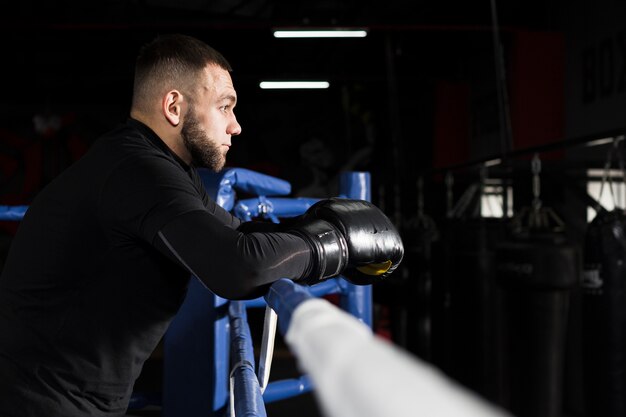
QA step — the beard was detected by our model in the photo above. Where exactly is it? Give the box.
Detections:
[181,107,226,172]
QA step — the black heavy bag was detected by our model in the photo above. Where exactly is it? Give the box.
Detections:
[495,232,578,417]
[434,217,505,397]
[582,209,626,417]
[374,213,437,361]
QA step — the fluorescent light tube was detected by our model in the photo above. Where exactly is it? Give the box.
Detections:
[259,81,330,89]
[273,29,367,38]
[484,158,502,167]
[585,136,621,147]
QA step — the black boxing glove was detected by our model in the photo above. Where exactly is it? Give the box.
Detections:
[287,198,404,285]
[285,216,349,285]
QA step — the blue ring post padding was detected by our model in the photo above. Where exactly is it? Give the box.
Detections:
[339,171,371,202]
[163,281,230,416]
[0,205,28,221]
[233,199,254,222]
[264,279,315,336]
[338,279,372,326]
[229,301,268,417]
[198,169,237,211]
[263,376,313,403]
[163,174,238,416]
[229,168,292,196]
[306,278,342,298]
[243,278,341,309]
[198,168,292,212]
[232,280,319,408]
[338,172,373,327]
[242,297,268,309]
[164,170,371,416]
[234,197,319,221]
[212,299,230,410]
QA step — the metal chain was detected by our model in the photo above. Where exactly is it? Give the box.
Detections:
[531,153,542,213]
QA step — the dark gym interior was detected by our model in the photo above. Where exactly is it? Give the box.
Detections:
[1,1,625,416]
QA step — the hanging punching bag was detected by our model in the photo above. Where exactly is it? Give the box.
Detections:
[433,177,505,399]
[495,231,578,417]
[388,177,438,361]
[494,155,579,417]
[582,209,626,417]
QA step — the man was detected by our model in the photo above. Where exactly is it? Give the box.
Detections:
[0,34,403,416]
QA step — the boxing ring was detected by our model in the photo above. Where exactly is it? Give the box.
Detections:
[0,169,509,417]
[162,169,374,416]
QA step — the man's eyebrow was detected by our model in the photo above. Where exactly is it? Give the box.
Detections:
[219,94,237,104]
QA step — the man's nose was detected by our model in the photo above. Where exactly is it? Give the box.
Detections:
[228,116,242,136]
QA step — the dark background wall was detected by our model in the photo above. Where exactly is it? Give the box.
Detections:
[1,2,626,417]
[0,0,595,210]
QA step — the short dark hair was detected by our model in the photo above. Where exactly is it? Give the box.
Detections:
[132,34,232,112]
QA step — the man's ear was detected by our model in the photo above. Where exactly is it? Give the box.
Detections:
[162,90,184,126]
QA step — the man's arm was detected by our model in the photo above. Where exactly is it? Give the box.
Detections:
[101,153,311,300]
[103,155,401,300]
[154,198,404,299]
[154,210,312,300]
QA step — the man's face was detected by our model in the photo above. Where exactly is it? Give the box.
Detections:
[181,64,241,171]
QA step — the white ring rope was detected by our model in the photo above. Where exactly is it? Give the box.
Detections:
[284,297,511,417]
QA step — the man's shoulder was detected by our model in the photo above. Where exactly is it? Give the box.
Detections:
[97,122,159,154]
[90,122,177,170]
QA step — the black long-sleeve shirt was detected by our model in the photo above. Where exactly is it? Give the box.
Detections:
[0,118,312,417]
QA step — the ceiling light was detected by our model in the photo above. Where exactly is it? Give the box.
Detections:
[484,158,502,167]
[259,81,330,89]
[585,136,622,147]
[273,29,368,38]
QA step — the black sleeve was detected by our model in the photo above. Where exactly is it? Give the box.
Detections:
[236,220,280,233]
[154,210,312,299]
[101,154,311,299]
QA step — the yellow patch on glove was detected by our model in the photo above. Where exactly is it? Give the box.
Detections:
[356,260,393,276]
